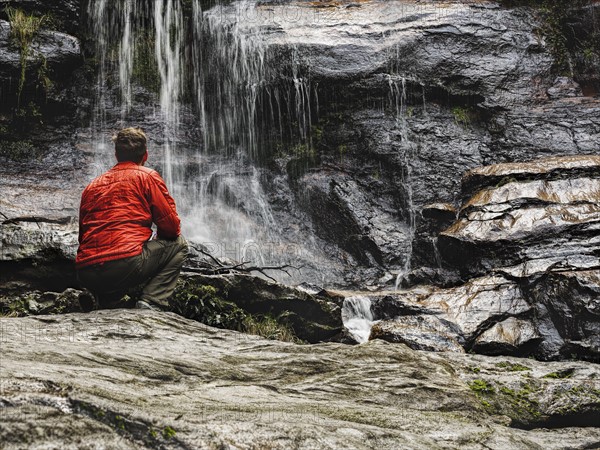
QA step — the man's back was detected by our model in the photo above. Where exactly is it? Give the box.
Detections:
[77,161,180,268]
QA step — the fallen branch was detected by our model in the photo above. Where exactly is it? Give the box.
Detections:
[183,263,302,283]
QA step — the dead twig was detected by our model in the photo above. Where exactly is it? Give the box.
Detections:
[183,262,303,283]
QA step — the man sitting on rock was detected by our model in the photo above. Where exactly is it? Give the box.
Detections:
[76,127,188,311]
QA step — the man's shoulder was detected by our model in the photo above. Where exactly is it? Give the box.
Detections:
[135,165,157,176]
[128,165,164,181]
[115,164,162,182]
[83,164,164,192]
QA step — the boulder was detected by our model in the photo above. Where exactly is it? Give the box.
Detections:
[370,315,464,353]
[0,218,78,262]
[472,317,542,356]
[420,275,531,342]
[527,270,600,360]
[1,310,599,448]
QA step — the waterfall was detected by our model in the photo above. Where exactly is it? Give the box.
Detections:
[154,0,184,190]
[86,0,318,278]
[119,0,134,116]
[84,0,356,285]
[342,296,376,344]
[388,75,418,290]
[195,0,269,158]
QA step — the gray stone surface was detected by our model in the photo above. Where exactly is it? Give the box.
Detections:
[0,310,599,449]
[473,317,541,356]
[370,315,464,353]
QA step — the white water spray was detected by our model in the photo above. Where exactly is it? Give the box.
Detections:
[342,296,377,344]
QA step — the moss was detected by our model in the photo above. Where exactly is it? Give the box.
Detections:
[468,378,545,424]
[452,106,472,126]
[469,379,496,395]
[337,144,347,160]
[243,314,301,343]
[542,369,574,379]
[132,31,161,94]
[171,280,247,330]
[311,124,324,144]
[170,279,302,343]
[162,426,176,439]
[291,143,316,158]
[114,415,126,431]
[0,296,29,317]
[495,362,532,372]
[502,1,595,76]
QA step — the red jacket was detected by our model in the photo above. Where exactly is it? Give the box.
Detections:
[76,162,181,268]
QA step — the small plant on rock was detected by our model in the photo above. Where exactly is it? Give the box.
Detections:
[5,7,47,106]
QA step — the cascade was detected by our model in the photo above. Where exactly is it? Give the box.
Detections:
[154,0,184,190]
[86,0,318,279]
[341,296,377,344]
[119,0,134,116]
[388,75,418,290]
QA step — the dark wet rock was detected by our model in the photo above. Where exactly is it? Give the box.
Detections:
[547,77,584,99]
[0,0,81,35]
[177,273,342,343]
[343,267,599,360]
[421,203,457,225]
[1,311,599,449]
[526,270,600,361]
[439,155,600,279]
[0,19,81,82]
[370,315,464,353]
[472,317,542,356]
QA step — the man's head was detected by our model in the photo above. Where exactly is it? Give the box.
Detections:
[113,127,147,164]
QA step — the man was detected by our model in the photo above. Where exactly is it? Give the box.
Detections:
[77,127,188,310]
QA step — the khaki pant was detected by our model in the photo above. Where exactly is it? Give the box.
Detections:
[78,236,188,309]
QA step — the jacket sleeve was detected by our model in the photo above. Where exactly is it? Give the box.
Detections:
[78,188,88,244]
[147,172,181,239]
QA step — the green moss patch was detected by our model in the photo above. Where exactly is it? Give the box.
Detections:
[170,278,302,343]
[495,362,532,372]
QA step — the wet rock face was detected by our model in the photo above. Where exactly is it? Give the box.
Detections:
[527,270,600,359]
[397,155,600,361]
[1,311,599,449]
[249,0,600,284]
[439,155,600,279]
[0,19,81,83]
[0,0,81,35]
[178,273,343,343]
[355,269,599,360]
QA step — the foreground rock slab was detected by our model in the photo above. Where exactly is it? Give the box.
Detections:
[1,311,599,449]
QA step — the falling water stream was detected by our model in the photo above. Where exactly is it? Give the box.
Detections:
[85,0,423,286]
[341,296,377,344]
